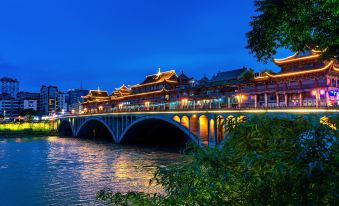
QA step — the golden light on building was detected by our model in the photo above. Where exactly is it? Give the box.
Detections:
[118,104,123,109]
[172,115,180,123]
[255,61,334,80]
[181,116,189,128]
[181,98,188,106]
[209,119,215,142]
[144,101,150,108]
[98,106,103,111]
[274,53,320,65]
[199,115,209,143]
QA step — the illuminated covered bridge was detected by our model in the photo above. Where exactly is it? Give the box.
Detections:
[56,109,337,147]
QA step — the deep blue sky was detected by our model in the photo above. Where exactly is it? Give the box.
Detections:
[0,0,291,93]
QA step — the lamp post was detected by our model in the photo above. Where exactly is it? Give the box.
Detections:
[3,110,6,120]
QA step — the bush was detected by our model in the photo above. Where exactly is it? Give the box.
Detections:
[97,115,339,205]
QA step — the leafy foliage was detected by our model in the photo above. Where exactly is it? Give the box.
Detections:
[246,0,339,62]
[241,68,255,80]
[19,109,38,120]
[97,115,339,205]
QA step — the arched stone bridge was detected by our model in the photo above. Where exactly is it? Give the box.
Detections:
[56,109,338,147]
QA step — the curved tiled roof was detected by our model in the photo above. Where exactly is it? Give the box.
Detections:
[83,89,109,98]
[178,71,193,80]
[141,70,176,84]
[273,50,321,65]
[210,67,247,82]
[130,70,178,88]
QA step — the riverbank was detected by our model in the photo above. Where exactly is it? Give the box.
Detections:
[0,122,56,137]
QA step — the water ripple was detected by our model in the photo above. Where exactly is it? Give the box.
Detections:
[0,136,182,206]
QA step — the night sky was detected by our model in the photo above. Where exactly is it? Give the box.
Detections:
[0,0,291,93]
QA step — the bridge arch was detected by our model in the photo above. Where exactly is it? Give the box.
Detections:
[181,115,189,129]
[58,119,74,136]
[119,116,198,146]
[199,115,209,145]
[172,115,181,123]
[76,117,117,142]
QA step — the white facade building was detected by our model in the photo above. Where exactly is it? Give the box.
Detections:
[23,100,38,111]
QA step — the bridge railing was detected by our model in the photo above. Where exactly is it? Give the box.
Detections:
[64,105,337,117]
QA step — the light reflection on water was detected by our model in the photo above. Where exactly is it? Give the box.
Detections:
[0,136,183,206]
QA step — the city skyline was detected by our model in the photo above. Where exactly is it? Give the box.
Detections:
[0,0,292,92]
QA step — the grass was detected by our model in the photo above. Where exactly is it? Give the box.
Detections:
[0,121,57,137]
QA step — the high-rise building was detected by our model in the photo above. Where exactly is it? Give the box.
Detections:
[0,77,19,98]
[56,92,69,113]
[39,85,58,116]
[68,89,88,113]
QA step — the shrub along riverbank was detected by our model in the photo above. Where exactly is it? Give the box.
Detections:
[0,122,57,137]
[97,115,339,205]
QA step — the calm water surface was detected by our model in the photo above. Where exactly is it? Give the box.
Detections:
[0,136,183,206]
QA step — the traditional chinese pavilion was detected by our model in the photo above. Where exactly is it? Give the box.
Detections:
[238,50,338,108]
[110,69,181,111]
[81,50,339,114]
[82,88,110,113]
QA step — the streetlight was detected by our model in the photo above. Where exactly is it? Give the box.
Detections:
[3,110,6,120]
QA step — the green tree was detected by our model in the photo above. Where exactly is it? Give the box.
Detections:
[246,0,339,62]
[241,68,255,80]
[97,115,339,205]
[19,109,37,121]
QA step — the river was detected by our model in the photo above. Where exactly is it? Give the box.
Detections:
[0,136,183,206]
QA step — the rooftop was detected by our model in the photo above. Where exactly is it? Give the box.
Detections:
[131,69,178,88]
[210,67,248,82]
[85,89,109,98]
[0,77,19,82]
[273,50,321,65]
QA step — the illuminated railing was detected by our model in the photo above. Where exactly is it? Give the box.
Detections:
[76,104,335,116]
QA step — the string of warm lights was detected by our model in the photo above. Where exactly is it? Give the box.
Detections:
[255,61,334,79]
[61,108,339,118]
[273,50,321,65]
